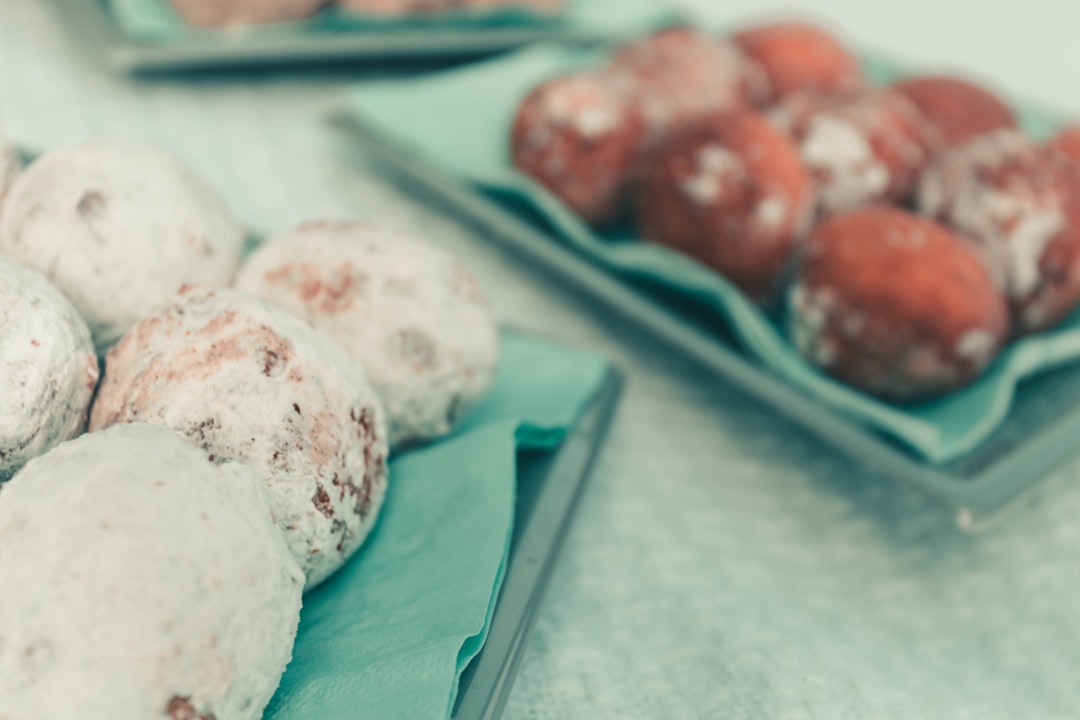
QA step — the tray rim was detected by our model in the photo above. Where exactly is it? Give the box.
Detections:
[453,366,623,720]
[336,111,1080,530]
[58,0,632,74]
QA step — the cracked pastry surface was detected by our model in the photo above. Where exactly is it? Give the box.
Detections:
[89,285,389,588]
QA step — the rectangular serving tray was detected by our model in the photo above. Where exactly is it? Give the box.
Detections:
[56,0,631,74]
[339,113,1080,529]
[454,367,622,719]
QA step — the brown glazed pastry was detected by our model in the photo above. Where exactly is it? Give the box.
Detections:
[892,75,1017,149]
[733,21,863,105]
[789,207,1008,400]
[638,109,815,305]
[510,72,647,226]
[1047,126,1080,167]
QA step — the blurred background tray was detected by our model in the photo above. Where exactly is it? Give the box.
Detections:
[55,0,675,74]
[340,114,1080,530]
[454,367,621,719]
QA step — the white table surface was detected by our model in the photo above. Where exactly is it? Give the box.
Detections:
[2,1,1080,718]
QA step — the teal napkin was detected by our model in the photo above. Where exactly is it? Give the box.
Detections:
[265,330,610,720]
[106,0,676,42]
[346,43,1080,465]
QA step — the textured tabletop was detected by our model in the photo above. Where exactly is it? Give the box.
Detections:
[2,1,1080,718]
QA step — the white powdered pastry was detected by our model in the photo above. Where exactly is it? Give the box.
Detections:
[166,0,326,26]
[800,114,890,212]
[0,141,246,352]
[89,286,390,588]
[0,258,98,482]
[0,423,304,720]
[679,143,745,206]
[0,120,18,211]
[236,222,500,447]
[917,130,1062,301]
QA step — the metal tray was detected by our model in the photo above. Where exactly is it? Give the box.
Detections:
[454,367,622,720]
[340,114,1080,529]
[56,0,628,74]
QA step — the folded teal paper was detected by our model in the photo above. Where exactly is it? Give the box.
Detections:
[265,330,610,720]
[106,0,676,42]
[347,44,1079,464]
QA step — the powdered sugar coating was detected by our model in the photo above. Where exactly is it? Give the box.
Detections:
[236,222,500,447]
[0,120,18,212]
[918,130,1080,333]
[0,423,304,720]
[0,258,98,482]
[0,141,246,352]
[168,0,327,26]
[89,286,390,588]
[773,89,936,214]
[511,72,646,226]
[789,207,1008,400]
[608,28,755,137]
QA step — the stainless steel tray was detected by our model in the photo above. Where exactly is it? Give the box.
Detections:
[340,114,1080,529]
[454,367,622,719]
[56,0,636,74]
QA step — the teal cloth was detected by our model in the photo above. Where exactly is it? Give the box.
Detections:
[105,0,677,42]
[346,44,1079,464]
[265,329,610,720]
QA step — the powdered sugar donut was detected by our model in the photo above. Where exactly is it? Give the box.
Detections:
[0,258,98,482]
[789,208,1008,400]
[0,423,303,720]
[0,121,18,212]
[168,0,327,26]
[89,285,389,588]
[918,130,1080,334]
[733,21,863,105]
[771,89,937,214]
[236,222,500,447]
[637,110,815,304]
[892,75,1017,149]
[607,27,759,137]
[511,72,647,226]
[0,141,246,352]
